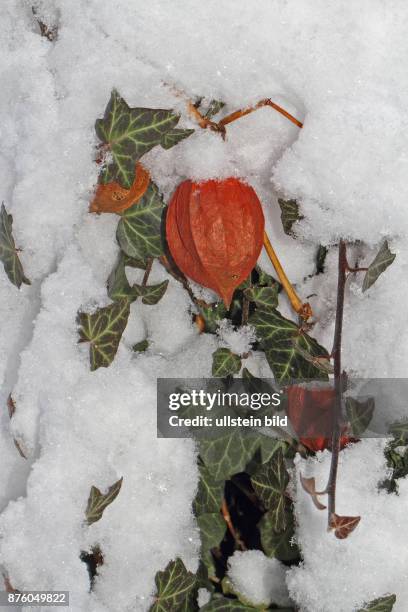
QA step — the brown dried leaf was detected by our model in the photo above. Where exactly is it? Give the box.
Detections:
[7,394,16,419]
[90,162,150,214]
[300,474,326,510]
[330,513,361,539]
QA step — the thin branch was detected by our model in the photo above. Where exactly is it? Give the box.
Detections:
[326,240,347,526]
[221,498,247,551]
[142,257,153,286]
[219,98,303,130]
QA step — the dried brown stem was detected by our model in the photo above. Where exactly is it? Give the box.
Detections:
[142,258,153,286]
[221,498,247,551]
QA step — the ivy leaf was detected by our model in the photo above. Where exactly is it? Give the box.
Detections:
[96,90,179,188]
[204,99,226,119]
[362,241,396,292]
[200,595,256,611]
[259,507,299,561]
[244,285,279,311]
[116,182,165,264]
[357,595,396,612]
[197,512,226,578]
[346,397,375,436]
[315,244,328,275]
[133,339,149,353]
[250,308,329,382]
[212,348,242,377]
[329,513,361,539]
[160,128,194,149]
[133,280,169,305]
[196,302,228,334]
[278,198,303,235]
[199,431,259,481]
[251,449,289,532]
[107,254,133,301]
[86,477,123,525]
[193,464,224,516]
[256,265,278,287]
[0,204,30,288]
[77,299,130,370]
[150,558,197,612]
[388,420,408,445]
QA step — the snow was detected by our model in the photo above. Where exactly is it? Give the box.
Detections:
[227,550,291,608]
[289,441,408,612]
[216,320,256,357]
[0,0,407,611]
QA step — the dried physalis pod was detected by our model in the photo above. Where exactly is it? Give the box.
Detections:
[90,162,150,214]
[166,178,264,307]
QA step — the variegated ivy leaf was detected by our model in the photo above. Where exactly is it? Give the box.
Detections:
[362,241,396,292]
[96,90,180,188]
[212,348,242,377]
[160,128,194,149]
[196,302,227,334]
[134,280,169,305]
[200,595,261,611]
[346,396,375,436]
[193,463,224,516]
[357,594,396,612]
[0,204,30,288]
[250,307,329,382]
[77,299,130,371]
[150,558,197,612]
[204,99,226,119]
[116,182,165,264]
[244,285,279,311]
[86,477,123,525]
[251,449,289,532]
[278,198,303,235]
[388,420,408,445]
[107,254,168,305]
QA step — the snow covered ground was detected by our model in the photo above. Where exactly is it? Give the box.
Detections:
[0,1,407,610]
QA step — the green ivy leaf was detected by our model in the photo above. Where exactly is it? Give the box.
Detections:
[277,198,303,235]
[244,285,279,311]
[251,449,289,532]
[116,182,165,263]
[96,90,179,188]
[256,265,278,288]
[0,204,30,288]
[315,244,328,275]
[160,128,194,149]
[388,420,408,445]
[212,348,242,377]
[346,397,375,436]
[357,594,396,612]
[85,477,123,525]
[197,512,226,578]
[107,254,133,301]
[362,241,396,292]
[77,299,130,370]
[200,595,256,611]
[193,463,224,516]
[204,99,226,119]
[132,339,149,353]
[199,432,259,481]
[150,558,197,612]
[133,280,169,305]
[250,308,329,382]
[259,506,299,561]
[197,302,228,334]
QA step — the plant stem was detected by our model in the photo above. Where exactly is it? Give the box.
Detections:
[142,257,153,286]
[221,498,247,551]
[326,240,347,526]
[218,98,303,130]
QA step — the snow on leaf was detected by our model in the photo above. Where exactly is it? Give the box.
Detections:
[250,308,329,382]
[329,513,361,539]
[96,90,179,188]
[244,285,279,310]
[196,302,227,334]
[362,241,396,292]
[357,594,396,612]
[388,420,408,445]
[116,182,165,264]
[251,449,289,532]
[0,204,30,289]
[150,558,198,612]
[203,99,226,119]
[77,299,130,371]
[212,348,242,377]
[200,595,256,611]
[160,128,195,149]
[277,198,303,235]
[86,477,123,525]
[346,397,375,436]
[199,432,259,481]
